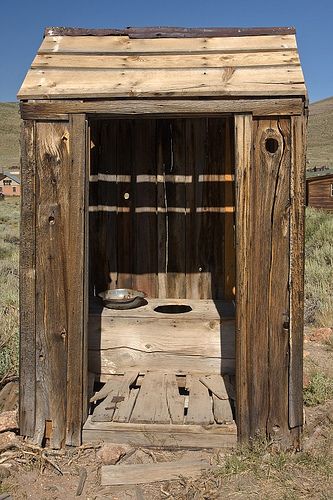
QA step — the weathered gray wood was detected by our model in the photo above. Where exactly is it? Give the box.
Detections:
[213,395,234,424]
[199,375,229,399]
[92,372,138,422]
[131,372,170,424]
[19,119,36,438]
[34,121,70,448]
[113,388,139,423]
[101,460,211,486]
[186,376,214,425]
[234,113,252,443]
[235,115,293,444]
[66,114,87,446]
[289,115,306,432]
[165,374,184,424]
[83,417,237,448]
[20,98,305,120]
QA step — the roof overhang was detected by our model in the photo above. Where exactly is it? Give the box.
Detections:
[17,26,307,100]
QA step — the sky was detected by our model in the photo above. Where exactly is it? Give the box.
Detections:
[1,0,332,102]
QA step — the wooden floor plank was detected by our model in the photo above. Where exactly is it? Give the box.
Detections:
[130,372,170,424]
[83,417,237,449]
[199,375,229,399]
[213,395,234,424]
[92,372,138,422]
[101,460,211,486]
[165,374,184,424]
[186,375,214,425]
[113,388,139,423]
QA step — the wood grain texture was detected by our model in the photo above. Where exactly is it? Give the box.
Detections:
[101,460,211,486]
[66,114,87,446]
[19,120,36,438]
[289,115,306,431]
[306,175,333,210]
[38,34,297,53]
[44,27,296,37]
[186,376,214,425]
[130,372,170,424]
[20,98,305,119]
[235,115,293,443]
[18,66,305,99]
[34,122,70,448]
[234,114,252,442]
[83,417,237,448]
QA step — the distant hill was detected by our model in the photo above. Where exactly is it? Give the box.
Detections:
[308,96,333,169]
[0,102,20,170]
[0,96,332,170]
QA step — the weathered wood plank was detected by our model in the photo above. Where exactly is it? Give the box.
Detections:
[66,113,87,446]
[199,375,229,399]
[83,417,237,448]
[165,374,184,424]
[44,27,296,38]
[20,98,305,119]
[101,460,211,486]
[289,115,306,431]
[34,121,70,448]
[88,316,235,356]
[92,372,138,422]
[234,113,252,443]
[32,51,300,70]
[89,350,235,378]
[113,387,139,423]
[39,34,297,54]
[19,120,36,438]
[132,120,157,296]
[18,66,305,99]
[90,298,235,319]
[212,395,234,424]
[186,376,214,425]
[131,373,170,424]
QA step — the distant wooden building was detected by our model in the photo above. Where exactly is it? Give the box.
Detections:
[306,174,333,210]
[18,26,307,451]
[0,171,21,196]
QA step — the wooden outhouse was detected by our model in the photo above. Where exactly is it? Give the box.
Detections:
[18,26,307,449]
[306,173,333,210]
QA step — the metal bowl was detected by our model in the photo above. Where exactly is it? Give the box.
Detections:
[98,288,146,310]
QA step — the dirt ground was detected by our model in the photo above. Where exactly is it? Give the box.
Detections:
[1,330,332,500]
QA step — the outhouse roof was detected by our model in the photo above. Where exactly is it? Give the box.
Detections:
[17,26,306,100]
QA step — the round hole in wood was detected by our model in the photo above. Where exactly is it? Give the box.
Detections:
[265,137,279,153]
[154,304,192,314]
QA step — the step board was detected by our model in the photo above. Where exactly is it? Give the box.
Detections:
[90,372,234,425]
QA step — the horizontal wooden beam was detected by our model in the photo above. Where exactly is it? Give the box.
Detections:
[45,26,296,38]
[20,98,304,119]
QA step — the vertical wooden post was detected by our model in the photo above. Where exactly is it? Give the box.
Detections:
[66,114,87,446]
[289,115,306,445]
[20,120,36,437]
[234,114,252,442]
[235,114,294,446]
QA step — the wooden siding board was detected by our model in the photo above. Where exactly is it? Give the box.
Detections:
[35,122,70,448]
[18,66,305,100]
[19,120,36,437]
[235,115,293,443]
[289,115,306,431]
[65,114,87,446]
[20,98,305,119]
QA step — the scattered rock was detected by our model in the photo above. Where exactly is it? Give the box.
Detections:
[0,411,18,433]
[0,465,11,480]
[308,328,333,343]
[97,443,133,465]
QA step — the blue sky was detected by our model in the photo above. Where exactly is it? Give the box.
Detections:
[1,0,332,102]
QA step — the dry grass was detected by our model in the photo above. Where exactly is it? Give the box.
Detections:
[0,102,20,168]
[304,207,333,327]
[0,197,20,379]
